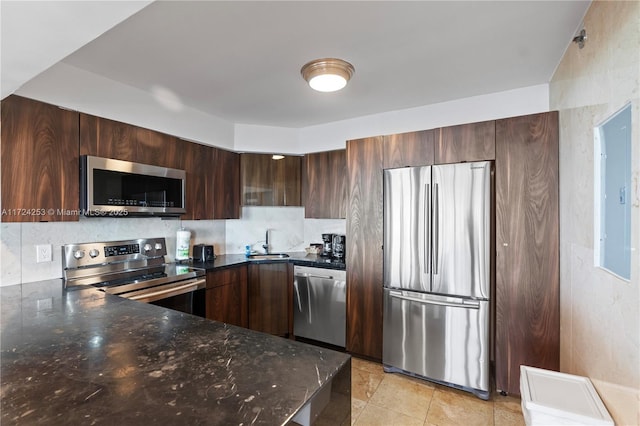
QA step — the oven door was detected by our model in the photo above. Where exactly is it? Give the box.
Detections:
[107,277,206,317]
[150,288,206,317]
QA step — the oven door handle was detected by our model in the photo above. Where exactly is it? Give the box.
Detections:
[127,278,206,303]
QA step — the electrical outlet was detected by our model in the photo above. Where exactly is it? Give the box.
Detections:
[36,244,52,263]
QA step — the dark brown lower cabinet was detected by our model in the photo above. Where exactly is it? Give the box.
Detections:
[346,136,384,360]
[206,266,248,328]
[248,263,291,337]
[495,111,560,395]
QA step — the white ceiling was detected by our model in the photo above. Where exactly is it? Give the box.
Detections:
[3,1,590,128]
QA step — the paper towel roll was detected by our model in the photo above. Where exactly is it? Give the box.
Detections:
[176,229,191,260]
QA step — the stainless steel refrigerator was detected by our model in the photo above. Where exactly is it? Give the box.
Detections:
[382,161,491,400]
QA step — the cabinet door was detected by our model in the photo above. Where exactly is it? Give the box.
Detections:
[248,263,290,337]
[206,266,248,328]
[346,136,384,360]
[241,153,274,206]
[1,95,79,222]
[383,130,435,169]
[212,148,240,219]
[274,155,301,206]
[79,113,136,161]
[302,149,347,218]
[495,111,559,395]
[136,127,183,169]
[435,120,495,164]
[182,142,212,220]
[240,153,301,206]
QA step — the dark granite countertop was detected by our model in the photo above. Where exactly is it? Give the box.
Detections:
[190,252,346,271]
[0,280,351,425]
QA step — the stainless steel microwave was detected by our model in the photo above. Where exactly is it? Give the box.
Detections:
[81,156,186,217]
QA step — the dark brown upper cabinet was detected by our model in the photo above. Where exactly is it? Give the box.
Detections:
[495,111,559,396]
[212,148,241,219]
[240,153,301,206]
[79,113,137,162]
[383,129,435,169]
[435,120,495,164]
[81,113,184,169]
[183,141,212,220]
[302,149,347,218]
[1,95,79,222]
[136,127,184,170]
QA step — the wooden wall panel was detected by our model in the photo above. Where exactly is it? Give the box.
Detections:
[346,136,384,360]
[1,96,79,222]
[495,111,559,395]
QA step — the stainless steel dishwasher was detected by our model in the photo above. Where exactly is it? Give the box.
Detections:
[293,265,346,348]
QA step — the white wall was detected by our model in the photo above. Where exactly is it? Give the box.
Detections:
[15,62,235,150]
[1,1,152,99]
[549,1,640,424]
[233,84,549,154]
[234,124,300,154]
[297,84,549,153]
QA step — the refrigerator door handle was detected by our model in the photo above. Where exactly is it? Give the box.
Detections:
[433,183,439,275]
[389,291,480,310]
[425,183,430,274]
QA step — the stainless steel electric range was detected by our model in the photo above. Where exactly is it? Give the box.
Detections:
[62,237,206,316]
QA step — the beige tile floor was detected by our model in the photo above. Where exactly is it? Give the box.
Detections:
[351,357,525,426]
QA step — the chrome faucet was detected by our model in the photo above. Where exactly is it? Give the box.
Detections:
[262,229,270,254]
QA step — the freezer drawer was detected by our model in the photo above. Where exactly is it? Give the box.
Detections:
[382,288,490,399]
[293,266,346,347]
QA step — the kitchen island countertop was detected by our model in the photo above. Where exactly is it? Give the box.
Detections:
[0,279,350,425]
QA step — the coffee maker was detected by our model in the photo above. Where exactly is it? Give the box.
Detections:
[321,233,346,259]
[332,234,346,259]
[321,233,333,257]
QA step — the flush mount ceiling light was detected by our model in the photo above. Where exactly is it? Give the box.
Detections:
[301,58,355,92]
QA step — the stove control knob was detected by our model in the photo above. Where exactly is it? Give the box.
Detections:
[143,243,153,253]
[154,243,163,250]
[73,250,85,259]
[89,249,100,258]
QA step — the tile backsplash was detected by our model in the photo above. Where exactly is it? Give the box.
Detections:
[225,207,345,254]
[1,209,345,286]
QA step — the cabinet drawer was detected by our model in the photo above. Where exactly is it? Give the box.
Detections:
[206,266,247,289]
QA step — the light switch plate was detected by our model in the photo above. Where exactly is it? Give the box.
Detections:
[36,244,52,263]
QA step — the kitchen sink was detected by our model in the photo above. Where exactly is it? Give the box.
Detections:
[246,253,290,261]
